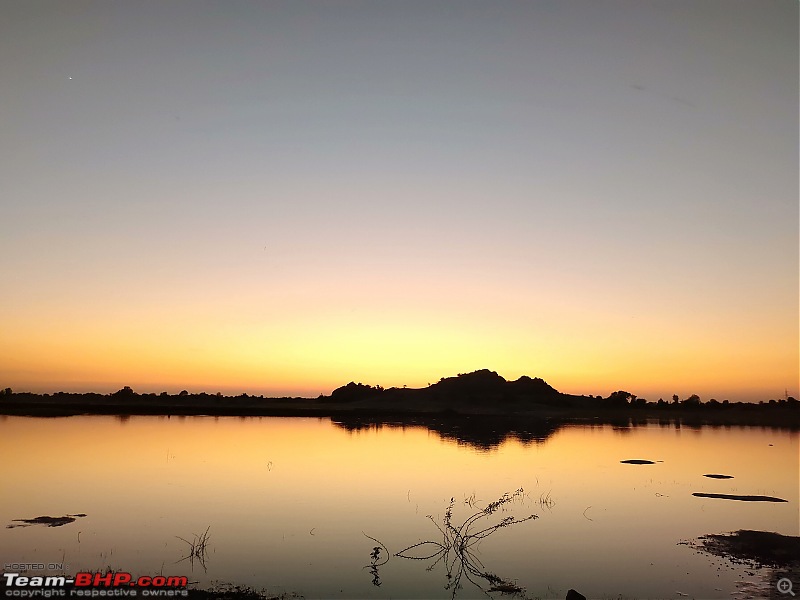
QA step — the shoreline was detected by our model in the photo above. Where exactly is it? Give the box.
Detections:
[1,397,797,428]
[3,370,797,427]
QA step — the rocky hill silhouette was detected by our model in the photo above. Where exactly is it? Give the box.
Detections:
[326,369,575,413]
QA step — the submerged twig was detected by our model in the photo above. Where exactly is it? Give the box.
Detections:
[395,488,537,599]
[176,526,211,572]
[362,532,390,587]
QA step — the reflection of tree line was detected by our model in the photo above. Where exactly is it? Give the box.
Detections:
[333,415,561,451]
[332,414,799,450]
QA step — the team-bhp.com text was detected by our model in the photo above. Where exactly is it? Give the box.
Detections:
[3,573,188,598]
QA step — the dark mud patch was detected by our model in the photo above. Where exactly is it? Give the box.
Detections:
[703,474,734,479]
[7,514,86,528]
[620,459,655,464]
[693,530,800,568]
[692,493,787,502]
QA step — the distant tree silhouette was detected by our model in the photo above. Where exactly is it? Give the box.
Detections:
[330,382,384,402]
[112,386,135,398]
[672,394,680,404]
[682,394,701,406]
[606,390,633,406]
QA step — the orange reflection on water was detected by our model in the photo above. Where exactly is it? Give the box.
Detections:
[0,415,796,599]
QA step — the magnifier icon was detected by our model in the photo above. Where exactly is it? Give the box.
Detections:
[778,578,796,596]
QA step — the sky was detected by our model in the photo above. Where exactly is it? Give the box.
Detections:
[1,0,797,402]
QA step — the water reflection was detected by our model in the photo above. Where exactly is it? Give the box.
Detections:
[332,414,561,450]
[0,416,797,599]
[332,413,799,451]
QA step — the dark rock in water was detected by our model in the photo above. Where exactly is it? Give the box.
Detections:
[692,492,787,502]
[703,473,733,479]
[566,590,587,600]
[7,514,86,528]
[620,459,655,464]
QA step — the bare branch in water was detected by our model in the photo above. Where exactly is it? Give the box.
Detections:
[395,488,538,599]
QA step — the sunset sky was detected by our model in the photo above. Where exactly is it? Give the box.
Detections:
[1,1,797,402]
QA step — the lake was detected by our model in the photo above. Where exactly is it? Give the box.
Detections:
[1,415,797,599]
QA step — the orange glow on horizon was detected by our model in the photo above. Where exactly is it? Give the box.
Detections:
[1,265,796,401]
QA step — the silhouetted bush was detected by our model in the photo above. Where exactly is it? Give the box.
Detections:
[112,386,136,398]
[329,382,384,402]
[604,390,633,407]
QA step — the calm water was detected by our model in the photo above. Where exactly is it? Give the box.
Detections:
[1,415,797,599]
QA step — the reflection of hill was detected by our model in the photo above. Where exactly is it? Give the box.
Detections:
[332,414,563,451]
